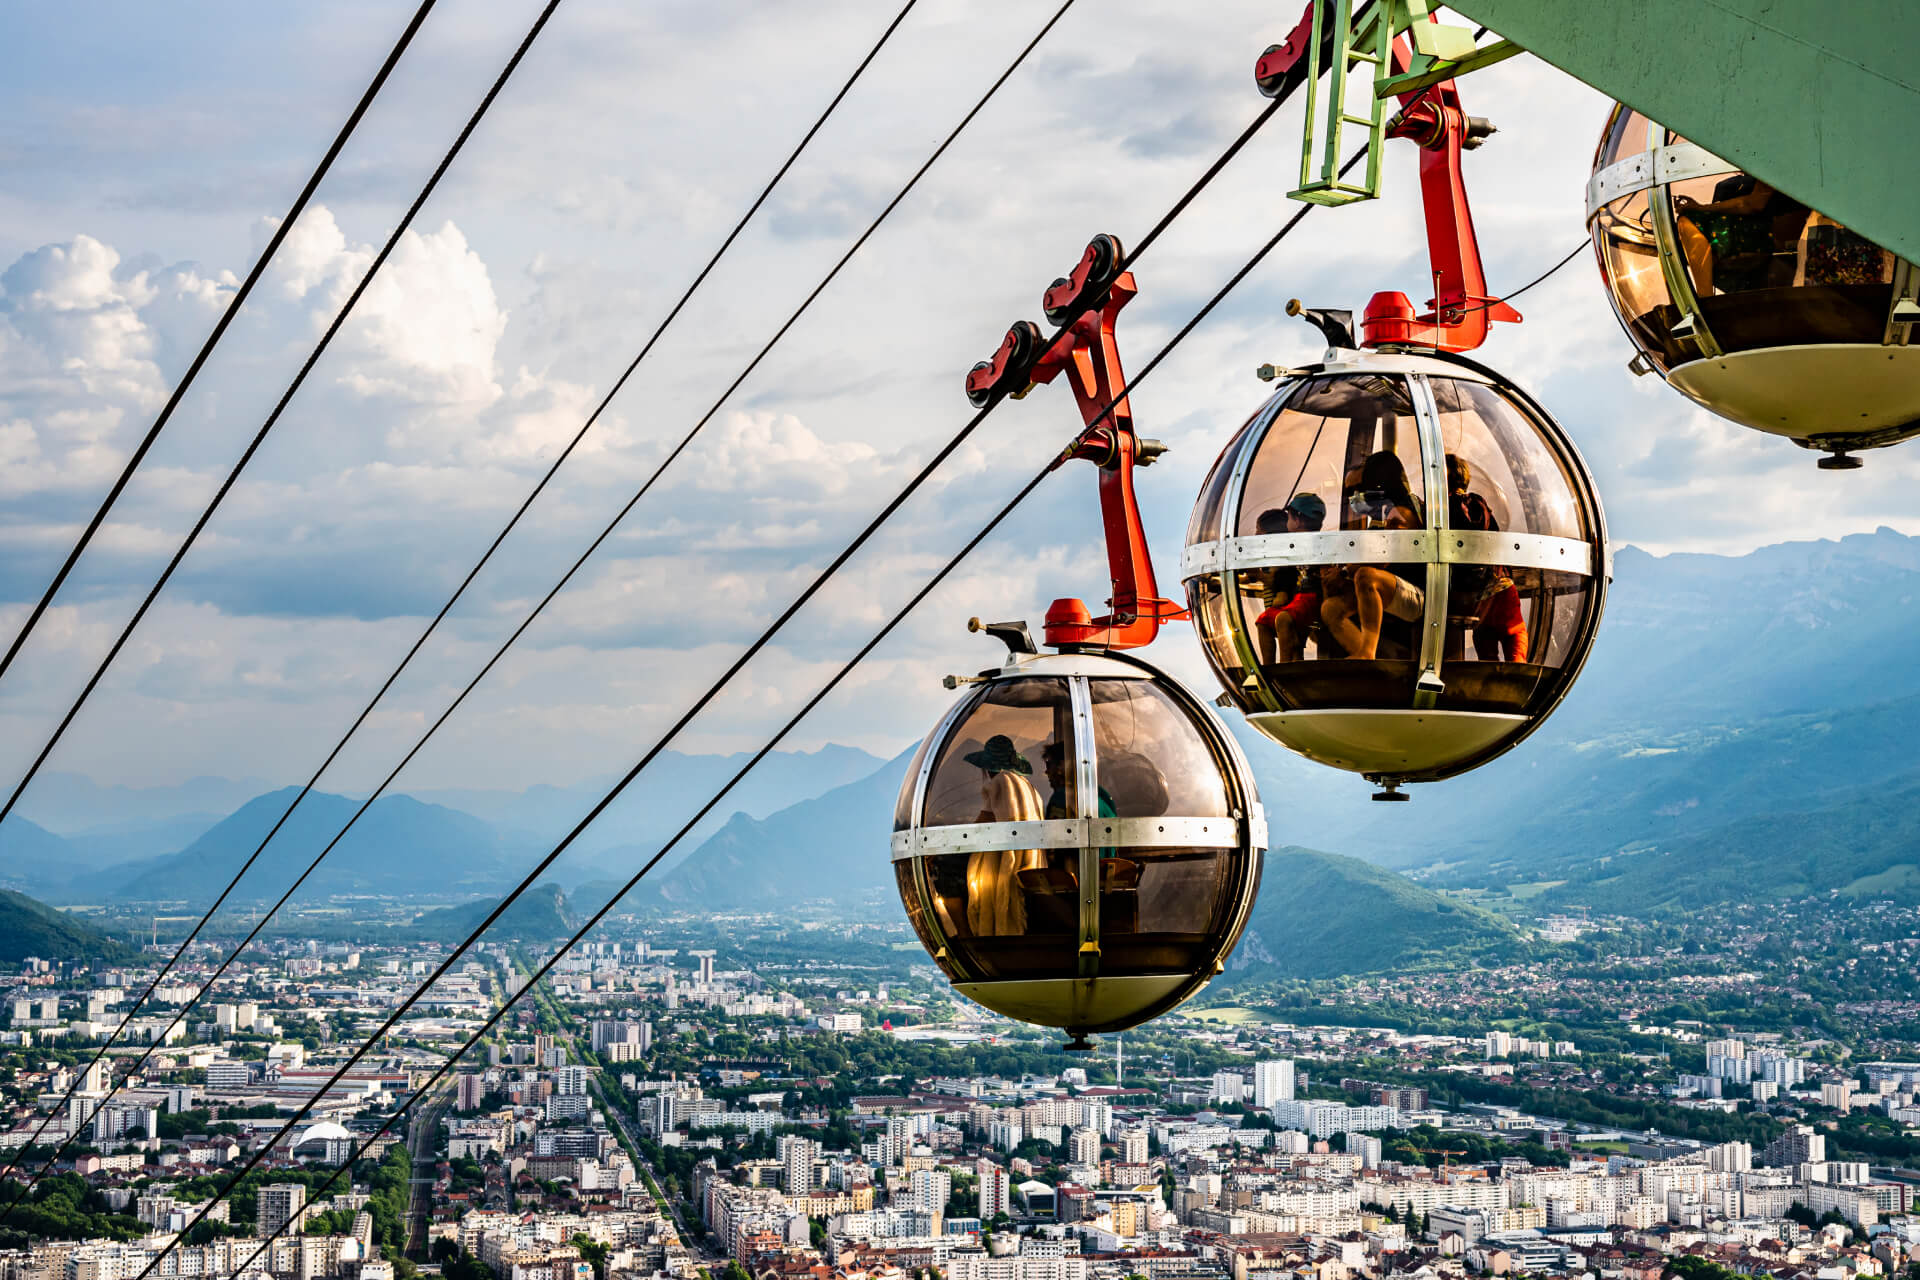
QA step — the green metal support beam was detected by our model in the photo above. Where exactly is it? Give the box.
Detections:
[1443,0,1920,264]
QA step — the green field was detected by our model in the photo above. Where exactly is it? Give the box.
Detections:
[1187,1006,1270,1026]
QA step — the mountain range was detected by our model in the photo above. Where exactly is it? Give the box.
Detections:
[0,745,883,907]
[5,529,1920,971]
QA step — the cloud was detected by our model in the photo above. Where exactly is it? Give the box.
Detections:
[1,0,1915,796]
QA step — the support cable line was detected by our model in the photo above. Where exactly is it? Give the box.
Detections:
[0,0,567,831]
[1454,239,1589,316]
[127,92,1335,1280]
[0,0,441,690]
[163,147,1353,1279]
[0,0,921,1210]
[12,0,1084,1204]
[0,0,567,1213]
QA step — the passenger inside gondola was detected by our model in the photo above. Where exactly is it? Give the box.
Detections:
[1444,453,1528,662]
[1675,175,1801,294]
[1248,494,1326,664]
[1320,452,1425,660]
[961,734,1046,936]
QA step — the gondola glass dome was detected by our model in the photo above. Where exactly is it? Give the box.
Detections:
[1181,347,1608,793]
[892,647,1265,1046]
[1586,103,1920,466]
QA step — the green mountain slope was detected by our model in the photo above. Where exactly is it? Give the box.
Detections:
[0,890,138,963]
[1533,770,1920,914]
[408,883,573,942]
[1225,847,1526,981]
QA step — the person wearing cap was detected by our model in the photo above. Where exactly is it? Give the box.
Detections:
[963,734,1047,936]
[1444,454,1528,662]
[1250,493,1327,665]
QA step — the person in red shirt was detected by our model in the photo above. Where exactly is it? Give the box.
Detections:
[1249,492,1327,664]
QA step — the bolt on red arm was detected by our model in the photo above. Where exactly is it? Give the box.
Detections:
[963,234,1187,651]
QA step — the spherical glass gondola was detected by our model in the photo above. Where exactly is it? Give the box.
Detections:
[1181,348,1608,790]
[891,647,1266,1046]
[1586,103,1920,464]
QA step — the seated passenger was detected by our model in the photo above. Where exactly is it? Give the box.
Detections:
[1248,493,1327,665]
[1343,451,1422,529]
[1444,454,1528,662]
[1320,453,1424,660]
[962,735,1046,936]
[1041,741,1115,823]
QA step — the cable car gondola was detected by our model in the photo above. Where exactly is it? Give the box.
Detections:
[897,239,1267,1049]
[892,628,1265,1050]
[1170,22,1612,799]
[1181,320,1608,797]
[1587,103,1920,469]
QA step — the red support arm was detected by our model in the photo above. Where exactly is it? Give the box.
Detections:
[1250,2,1521,352]
[962,238,1187,652]
[1362,34,1520,351]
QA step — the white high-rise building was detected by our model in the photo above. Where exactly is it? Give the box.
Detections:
[1118,1127,1148,1164]
[1251,1060,1296,1107]
[911,1168,951,1215]
[1067,1127,1101,1167]
[1706,1141,1752,1173]
[781,1135,817,1194]
[1211,1071,1246,1105]
[886,1115,916,1165]
[977,1159,1011,1220]
[1485,1031,1514,1059]
[553,1065,592,1096]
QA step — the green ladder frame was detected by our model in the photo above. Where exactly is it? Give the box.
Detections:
[1291,0,1520,206]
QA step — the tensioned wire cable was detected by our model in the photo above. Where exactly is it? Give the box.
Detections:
[15,0,1091,1202]
[0,0,922,1210]
[1450,239,1588,316]
[0,0,569,1214]
[0,0,568,832]
[127,67,1344,1276]
[0,0,440,690]
[179,136,1366,1280]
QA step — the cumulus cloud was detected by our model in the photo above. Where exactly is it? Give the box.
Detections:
[0,0,1913,794]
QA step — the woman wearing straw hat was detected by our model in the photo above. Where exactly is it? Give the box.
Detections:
[964,734,1047,936]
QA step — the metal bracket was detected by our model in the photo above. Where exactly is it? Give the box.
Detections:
[1283,0,1506,207]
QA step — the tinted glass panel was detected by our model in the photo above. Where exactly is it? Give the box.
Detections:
[1437,570,1594,714]
[1431,378,1587,541]
[922,850,1076,981]
[1594,104,1651,170]
[1236,376,1424,538]
[1087,680,1230,819]
[1097,846,1251,978]
[1187,412,1259,546]
[923,678,1075,827]
[1255,564,1428,710]
[1187,576,1255,713]
[1591,190,1683,371]
[892,728,936,831]
[895,862,959,980]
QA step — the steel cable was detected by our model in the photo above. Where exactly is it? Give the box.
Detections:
[0,0,440,689]
[0,0,569,1215]
[120,75,1325,1277]
[188,139,1360,1280]
[0,0,921,1210]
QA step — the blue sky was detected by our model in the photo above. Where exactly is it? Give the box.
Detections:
[1,0,1913,795]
